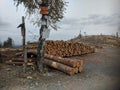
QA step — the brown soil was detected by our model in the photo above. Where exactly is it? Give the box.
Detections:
[0,47,120,90]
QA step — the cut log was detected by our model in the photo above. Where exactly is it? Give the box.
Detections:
[78,60,84,66]
[45,54,79,67]
[43,59,75,75]
[5,61,35,66]
[12,58,24,62]
[74,68,79,74]
[78,66,83,73]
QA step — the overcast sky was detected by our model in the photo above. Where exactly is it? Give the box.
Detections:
[0,0,120,45]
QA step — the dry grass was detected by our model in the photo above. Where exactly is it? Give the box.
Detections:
[70,35,120,48]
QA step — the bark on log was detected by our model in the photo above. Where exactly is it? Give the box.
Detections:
[44,54,79,67]
[43,59,75,75]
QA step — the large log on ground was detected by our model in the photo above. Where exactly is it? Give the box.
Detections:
[43,59,75,75]
[44,54,79,67]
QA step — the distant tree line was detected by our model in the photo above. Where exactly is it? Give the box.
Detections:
[0,37,14,48]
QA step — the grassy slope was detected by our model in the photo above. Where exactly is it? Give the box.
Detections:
[70,35,120,48]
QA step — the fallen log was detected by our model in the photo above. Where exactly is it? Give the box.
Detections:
[5,61,35,66]
[43,59,75,75]
[44,54,79,67]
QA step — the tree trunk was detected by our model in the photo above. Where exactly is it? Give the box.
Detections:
[37,14,46,72]
[37,32,45,72]
[21,16,27,72]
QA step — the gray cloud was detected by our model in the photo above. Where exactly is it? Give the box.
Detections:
[0,18,10,28]
[58,18,81,31]
[59,13,120,28]
[80,13,120,26]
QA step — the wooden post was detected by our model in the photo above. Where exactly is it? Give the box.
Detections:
[22,16,27,72]
[17,16,27,72]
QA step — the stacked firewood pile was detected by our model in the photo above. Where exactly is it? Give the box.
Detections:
[45,40,95,57]
[27,40,95,57]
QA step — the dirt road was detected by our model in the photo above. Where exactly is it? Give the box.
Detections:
[0,47,120,90]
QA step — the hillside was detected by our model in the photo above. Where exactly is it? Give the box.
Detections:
[70,35,120,48]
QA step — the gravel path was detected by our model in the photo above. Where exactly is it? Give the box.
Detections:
[0,47,120,90]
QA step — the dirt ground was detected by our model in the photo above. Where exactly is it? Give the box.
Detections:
[0,47,120,90]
